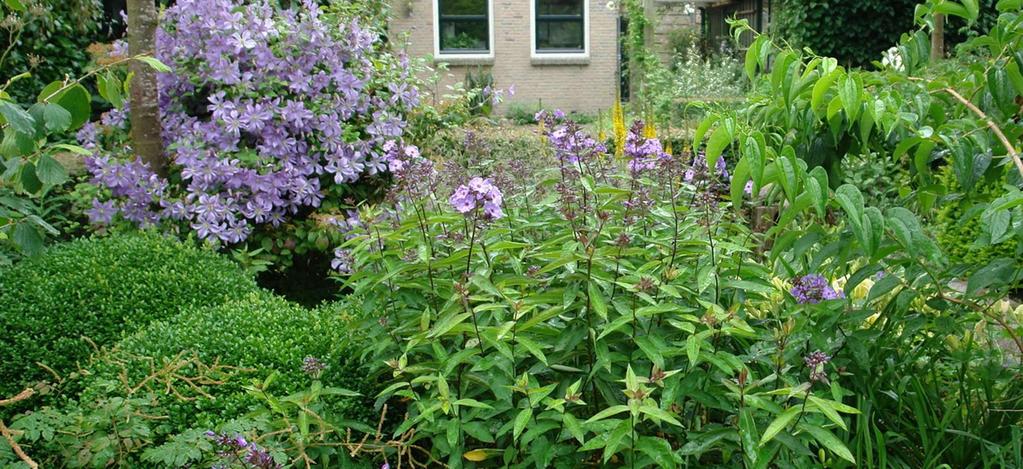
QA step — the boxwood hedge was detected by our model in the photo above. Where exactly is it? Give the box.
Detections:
[77,293,376,432]
[0,233,258,397]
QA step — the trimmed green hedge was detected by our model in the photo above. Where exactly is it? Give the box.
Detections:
[0,234,258,396]
[78,293,376,432]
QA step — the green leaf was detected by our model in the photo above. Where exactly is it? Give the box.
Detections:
[706,124,732,170]
[636,436,678,469]
[453,399,493,410]
[5,0,25,11]
[563,413,585,443]
[427,312,471,338]
[52,84,91,130]
[639,405,683,427]
[759,406,800,446]
[584,405,629,424]
[513,407,532,441]
[839,75,861,123]
[0,101,35,134]
[603,419,632,463]
[835,184,865,233]
[799,423,855,464]
[136,56,173,73]
[41,103,72,132]
[686,334,701,367]
[807,395,847,431]
[812,69,842,116]
[588,281,608,320]
[36,154,67,186]
[12,222,43,255]
[51,143,93,155]
[692,115,718,149]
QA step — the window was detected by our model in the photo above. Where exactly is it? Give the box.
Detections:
[534,0,586,53]
[437,0,491,54]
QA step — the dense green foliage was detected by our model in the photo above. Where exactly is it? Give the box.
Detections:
[0,234,258,397]
[80,293,375,431]
[688,1,1023,465]
[0,293,375,468]
[934,166,1020,265]
[773,0,919,67]
[0,0,106,104]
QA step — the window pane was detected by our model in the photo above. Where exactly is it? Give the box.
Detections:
[439,0,486,16]
[536,20,583,50]
[440,19,488,51]
[537,0,582,16]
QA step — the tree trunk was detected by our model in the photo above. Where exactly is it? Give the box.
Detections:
[931,13,945,61]
[127,0,165,176]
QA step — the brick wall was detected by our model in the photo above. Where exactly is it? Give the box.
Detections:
[649,0,701,65]
[389,0,620,113]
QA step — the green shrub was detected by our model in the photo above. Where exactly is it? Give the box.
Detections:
[0,233,258,396]
[0,0,107,104]
[934,166,1019,266]
[77,293,376,433]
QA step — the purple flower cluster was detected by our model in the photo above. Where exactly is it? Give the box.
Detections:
[803,349,831,383]
[205,431,280,469]
[449,177,504,220]
[790,274,845,304]
[683,150,730,185]
[623,121,671,175]
[537,110,607,165]
[302,356,327,377]
[84,0,419,246]
[83,155,168,227]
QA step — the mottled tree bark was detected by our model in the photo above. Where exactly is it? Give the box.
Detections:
[127,0,165,176]
[931,13,945,61]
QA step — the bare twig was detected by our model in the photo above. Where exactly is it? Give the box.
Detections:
[0,388,38,469]
[941,87,1023,179]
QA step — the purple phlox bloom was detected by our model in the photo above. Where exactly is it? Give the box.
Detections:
[449,177,504,219]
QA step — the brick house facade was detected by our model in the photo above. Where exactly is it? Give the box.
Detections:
[389,0,622,113]
[389,0,706,113]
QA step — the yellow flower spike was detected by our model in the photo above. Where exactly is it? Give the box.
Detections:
[664,139,673,156]
[611,98,626,158]
[643,120,656,139]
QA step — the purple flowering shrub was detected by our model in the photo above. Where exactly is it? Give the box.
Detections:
[80,0,421,267]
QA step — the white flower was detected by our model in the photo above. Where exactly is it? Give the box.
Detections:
[606,1,616,10]
[881,46,904,71]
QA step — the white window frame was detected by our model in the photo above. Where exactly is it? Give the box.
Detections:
[433,0,496,60]
[530,0,590,59]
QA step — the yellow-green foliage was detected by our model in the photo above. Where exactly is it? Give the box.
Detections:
[934,166,1019,265]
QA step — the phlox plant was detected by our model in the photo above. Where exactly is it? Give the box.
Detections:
[80,0,421,268]
[337,113,907,468]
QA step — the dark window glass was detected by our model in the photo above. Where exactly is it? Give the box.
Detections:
[535,0,585,52]
[438,0,489,53]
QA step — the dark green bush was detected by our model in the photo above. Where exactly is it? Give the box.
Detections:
[0,0,108,104]
[0,233,258,396]
[77,293,376,433]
